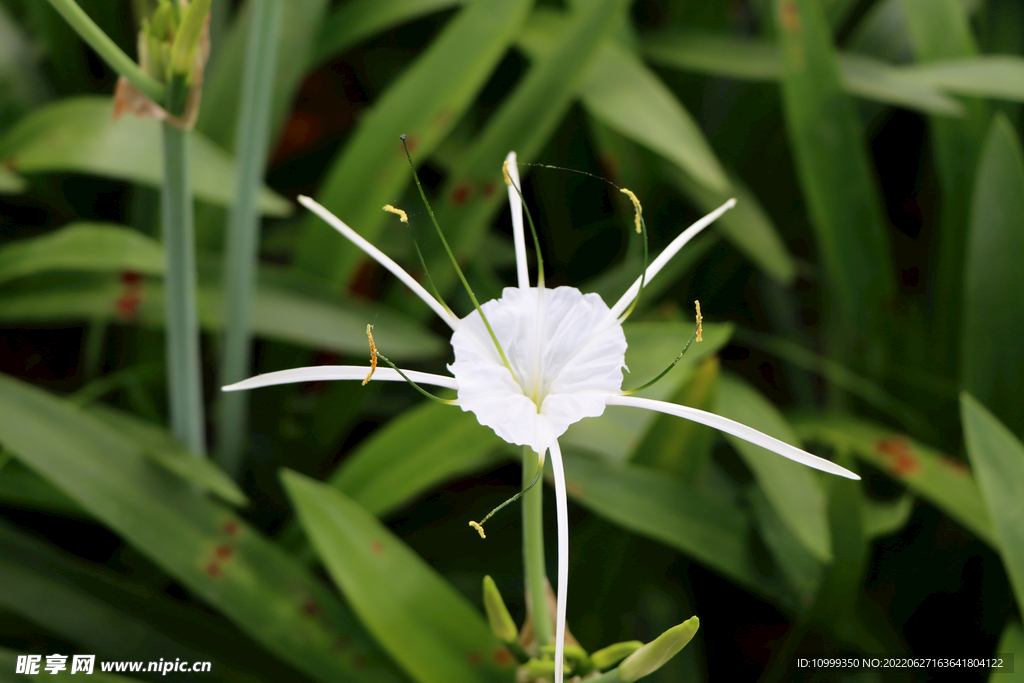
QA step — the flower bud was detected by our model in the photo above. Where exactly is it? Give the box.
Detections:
[617,617,699,682]
[482,575,519,643]
[591,640,642,670]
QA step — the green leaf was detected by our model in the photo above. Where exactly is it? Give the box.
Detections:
[293,0,532,285]
[0,97,292,216]
[748,487,824,612]
[281,469,515,683]
[328,399,503,517]
[313,0,468,66]
[561,452,792,604]
[86,404,247,506]
[641,30,962,115]
[0,223,164,286]
[895,56,1024,102]
[794,415,995,546]
[989,622,1023,683]
[0,271,442,360]
[861,493,914,539]
[561,322,733,463]
[0,373,404,683]
[960,393,1024,613]
[772,0,896,344]
[716,373,831,562]
[962,114,1024,437]
[0,164,27,193]
[0,459,84,516]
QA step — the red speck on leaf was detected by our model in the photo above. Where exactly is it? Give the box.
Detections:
[780,0,802,33]
[206,562,222,578]
[301,601,321,617]
[482,181,496,198]
[492,647,513,666]
[114,292,142,321]
[404,135,418,154]
[214,544,233,560]
[3,158,17,171]
[222,520,240,536]
[451,183,471,205]
[941,454,969,477]
[120,271,142,285]
[876,437,920,476]
[466,652,482,666]
[371,541,385,556]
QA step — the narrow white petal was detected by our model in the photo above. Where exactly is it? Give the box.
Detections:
[607,395,860,479]
[222,366,459,392]
[298,195,460,330]
[609,198,736,319]
[505,151,529,290]
[549,439,569,683]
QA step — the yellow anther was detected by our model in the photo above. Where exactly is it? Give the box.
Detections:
[363,324,377,385]
[502,160,513,187]
[695,301,703,342]
[620,188,643,234]
[382,204,408,223]
[469,521,486,539]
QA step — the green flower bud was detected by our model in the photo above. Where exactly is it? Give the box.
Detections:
[591,640,643,670]
[618,617,699,682]
[169,0,211,80]
[482,575,518,643]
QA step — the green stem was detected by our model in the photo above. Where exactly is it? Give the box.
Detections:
[161,123,206,456]
[217,0,283,476]
[45,0,166,105]
[522,446,551,648]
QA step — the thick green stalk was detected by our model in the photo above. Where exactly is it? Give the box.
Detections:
[522,446,551,648]
[44,0,166,104]
[217,0,283,476]
[161,123,206,456]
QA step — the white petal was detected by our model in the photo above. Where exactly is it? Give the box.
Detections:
[297,195,460,330]
[222,366,459,392]
[549,439,569,683]
[505,151,529,290]
[606,395,860,479]
[449,287,625,454]
[609,198,736,319]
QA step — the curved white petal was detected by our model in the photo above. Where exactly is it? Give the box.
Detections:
[222,366,459,392]
[297,195,460,330]
[607,395,860,479]
[505,151,529,290]
[449,286,625,454]
[549,439,569,683]
[609,198,737,319]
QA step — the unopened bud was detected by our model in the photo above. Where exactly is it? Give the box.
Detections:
[482,576,518,643]
[170,0,212,79]
[618,617,699,682]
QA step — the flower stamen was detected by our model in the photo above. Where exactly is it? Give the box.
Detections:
[362,324,377,385]
[621,301,703,395]
[695,300,703,342]
[381,205,454,317]
[469,465,544,539]
[618,187,649,322]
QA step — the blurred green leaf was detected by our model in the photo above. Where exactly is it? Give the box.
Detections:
[328,399,504,517]
[989,622,1023,682]
[642,30,962,115]
[0,373,404,683]
[282,469,515,683]
[561,452,793,605]
[0,271,443,360]
[313,0,468,65]
[198,0,330,151]
[716,373,831,562]
[773,0,896,346]
[748,487,824,612]
[0,165,27,193]
[861,493,914,539]
[794,415,995,545]
[0,97,292,216]
[0,459,83,516]
[962,114,1024,437]
[87,404,247,507]
[562,322,733,463]
[895,56,1024,102]
[293,0,532,285]
[0,223,164,286]
[960,393,1024,613]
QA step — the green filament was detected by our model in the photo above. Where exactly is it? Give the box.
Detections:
[619,211,649,322]
[372,350,456,406]
[505,168,546,288]
[470,465,544,537]
[621,312,701,395]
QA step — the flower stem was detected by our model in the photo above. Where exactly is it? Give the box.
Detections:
[522,446,551,648]
[161,122,206,456]
[216,0,283,476]
[45,0,166,105]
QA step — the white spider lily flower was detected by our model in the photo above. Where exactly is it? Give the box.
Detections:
[224,152,859,683]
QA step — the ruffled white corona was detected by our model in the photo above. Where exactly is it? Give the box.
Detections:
[224,152,859,683]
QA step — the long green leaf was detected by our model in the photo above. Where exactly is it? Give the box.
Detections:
[962,114,1024,437]
[747,488,823,613]
[989,622,1023,683]
[716,373,831,562]
[960,393,1024,613]
[794,415,995,545]
[0,223,163,286]
[0,373,405,683]
[772,0,896,348]
[560,452,795,606]
[0,97,291,216]
[895,56,1024,102]
[0,460,83,516]
[329,399,504,517]
[0,165,27,193]
[293,0,532,285]
[282,470,516,683]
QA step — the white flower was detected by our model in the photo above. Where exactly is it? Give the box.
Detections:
[224,152,859,683]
